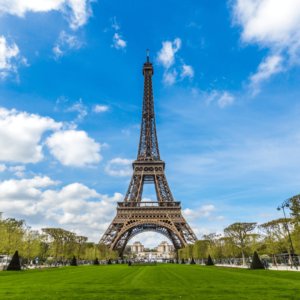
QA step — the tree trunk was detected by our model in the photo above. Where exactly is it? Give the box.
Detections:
[242,251,246,266]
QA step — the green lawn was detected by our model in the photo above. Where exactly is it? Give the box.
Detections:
[0,264,299,299]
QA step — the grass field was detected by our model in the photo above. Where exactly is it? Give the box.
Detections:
[0,264,299,299]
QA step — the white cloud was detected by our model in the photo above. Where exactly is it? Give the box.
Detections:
[0,36,23,79]
[231,0,300,88]
[157,38,181,69]
[157,38,194,85]
[53,31,83,59]
[204,90,235,108]
[218,92,235,108]
[9,165,25,172]
[46,130,102,167]
[192,227,211,236]
[9,165,26,178]
[182,205,225,221]
[0,107,62,163]
[59,31,83,49]
[112,33,127,50]
[163,69,178,85]
[0,175,123,241]
[93,105,109,113]
[105,157,134,176]
[250,55,283,92]
[65,99,87,122]
[52,45,63,60]
[180,64,194,79]
[0,164,6,172]
[0,107,105,167]
[111,16,120,30]
[0,0,95,29]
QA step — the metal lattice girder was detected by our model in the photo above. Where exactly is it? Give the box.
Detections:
[98,52,198,255]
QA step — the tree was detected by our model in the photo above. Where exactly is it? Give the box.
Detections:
[75,236,88,263]
[193,240,210,263]
[96,244,107,260]
[22,229,41,264]
[224,222,257,265]
[259,222,279,263]
[42,228,65,260]
[289,194,300,223]
[94,257,100,265]
[250,251,264,269]
[206,255,214,266]
[7,251,21,271]
[1,218,26,257]
[264,218,294,263]
[70,256,77,266]
[186,244,194,260]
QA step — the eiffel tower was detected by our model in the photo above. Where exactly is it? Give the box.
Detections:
[99,50,198,255]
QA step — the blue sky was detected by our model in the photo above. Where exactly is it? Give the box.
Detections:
[1,0,300,247]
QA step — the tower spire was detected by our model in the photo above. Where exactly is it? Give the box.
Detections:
[137,50,160,161]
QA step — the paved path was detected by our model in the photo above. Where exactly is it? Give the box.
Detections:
[214,263,300,271]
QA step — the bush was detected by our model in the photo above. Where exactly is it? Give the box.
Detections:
[70,256,77,266]
[7,251,21,271]
[206,255,214,266]
[94,257,100,265]
[128,261,132,266]
[116,260,119,264]
[190,257,196,265]
[181,258,185,264]
[250,251,265,270]
[107,259,112,265]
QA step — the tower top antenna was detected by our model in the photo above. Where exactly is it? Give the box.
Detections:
[147,49,149,62]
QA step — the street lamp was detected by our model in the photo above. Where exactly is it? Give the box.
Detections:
[277,199,298,270]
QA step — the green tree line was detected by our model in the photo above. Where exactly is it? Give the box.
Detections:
[178,195,300,265]
[0,213,118,263]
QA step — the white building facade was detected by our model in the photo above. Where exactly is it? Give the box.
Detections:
[130,241,174,259]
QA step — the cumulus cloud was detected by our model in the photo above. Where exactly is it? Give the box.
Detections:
[46,130,102,167]
[157,38,194,85]
[105,157,134,176]
[112,33,127,50]
[231,0,300,89]
[0,175,123,241]
[157,38,181,69]
[93,105,109,113]
[182,205,224,221]
[0,107,103,167]
[0,107,62,163]
[0,0,95,29]
[0,36,26,79]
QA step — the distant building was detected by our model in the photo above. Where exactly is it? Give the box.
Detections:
[130,241,174,259]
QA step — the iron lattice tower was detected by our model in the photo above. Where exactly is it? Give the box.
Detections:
[99,51,198,255]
